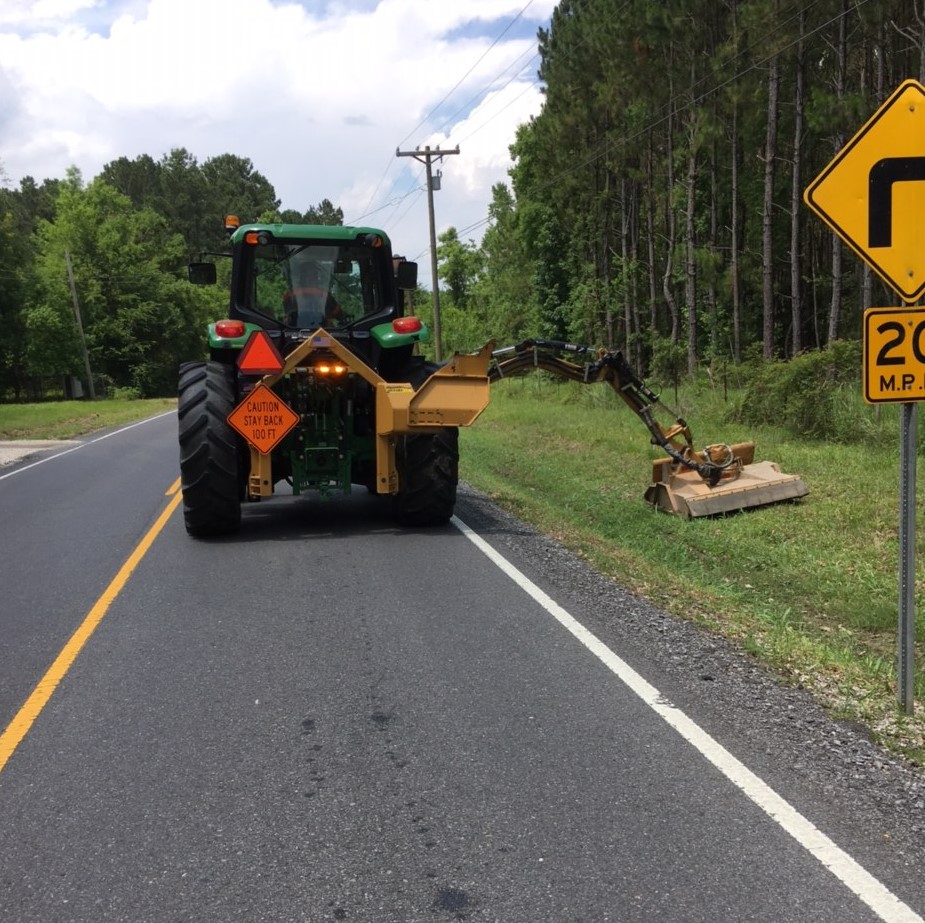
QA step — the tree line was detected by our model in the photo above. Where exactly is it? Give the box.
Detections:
[0,149,342,400]
[440,0,925,377]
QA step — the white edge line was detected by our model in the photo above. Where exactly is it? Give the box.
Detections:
[451,514,922,923]
[0,411,175,482]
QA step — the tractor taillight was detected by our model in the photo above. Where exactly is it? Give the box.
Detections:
[215,319,246,338]
[392,316,422,334]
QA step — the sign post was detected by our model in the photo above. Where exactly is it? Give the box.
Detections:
[862,307,925,713]
[805,79,925,714]
[899,403,917,712]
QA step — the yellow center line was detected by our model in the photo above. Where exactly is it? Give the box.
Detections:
[0,490,183,776]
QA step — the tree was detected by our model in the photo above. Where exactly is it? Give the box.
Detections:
[0,206,30,398]
[304,199,344,226]
[437,227,482,311]
[492,0,920,366]
[762,46,780,359]
[475,183,539,345]
[200,153,279,243]
[30,175,214,395]
[98,154,161,210]
[275,199,343,225]
[100,148,279,257]
[507,121,571,341]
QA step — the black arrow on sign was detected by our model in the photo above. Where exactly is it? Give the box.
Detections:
[869,156,925,247]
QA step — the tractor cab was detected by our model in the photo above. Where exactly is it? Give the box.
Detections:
[189,221,422,374]
[227,224,408,336]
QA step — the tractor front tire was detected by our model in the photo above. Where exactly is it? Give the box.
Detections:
[393,428,459,526]
[178,360,242,537]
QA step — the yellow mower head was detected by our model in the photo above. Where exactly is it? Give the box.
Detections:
[644,441,808,518]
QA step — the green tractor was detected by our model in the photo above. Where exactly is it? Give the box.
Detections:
[178,219,491,537]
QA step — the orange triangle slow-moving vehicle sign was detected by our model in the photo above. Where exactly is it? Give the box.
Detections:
[227,383,300,455]
[238,330,284,375]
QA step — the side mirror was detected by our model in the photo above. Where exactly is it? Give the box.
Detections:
[395,260,417,291]
[188,262,217,285]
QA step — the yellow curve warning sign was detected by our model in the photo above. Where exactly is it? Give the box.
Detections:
[228,383,299,454]
[804,79,925,303]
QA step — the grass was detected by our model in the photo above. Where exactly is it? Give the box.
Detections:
[2,385,923,763]
[459,375,925,764]
[0,398,175,440]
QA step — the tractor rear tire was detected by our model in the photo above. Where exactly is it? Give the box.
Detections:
[393,428,459,526]
[178,360,242,537]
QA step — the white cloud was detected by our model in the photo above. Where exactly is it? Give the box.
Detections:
[0,0,554,286]
[0,0,100,27]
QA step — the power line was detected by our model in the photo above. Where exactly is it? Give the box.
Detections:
[449,70,541,149]
[362,2,544,228]
[387,187,427,234]
[347,180,426,225]
[437,45,540,137]
[501,0,874,220]
[454,0,874,246]
[396,0,537,151]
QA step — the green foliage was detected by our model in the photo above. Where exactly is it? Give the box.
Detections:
[28,178,217,396]
[99,148,279,255]
[1,145,300,400]
[23,304,81,379]
[437,227,483,311]
[1,0,918,400]
[497,0,920,363]
[109,385,143,400]
[732,341,878,443]
[305,199,344,226]
[277,199,344,226]
[437,301,490,354]
[470,184,540,345]
[0,205,31,399]
[649,337,688,401]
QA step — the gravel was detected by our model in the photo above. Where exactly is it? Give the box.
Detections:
[0,440,78,467]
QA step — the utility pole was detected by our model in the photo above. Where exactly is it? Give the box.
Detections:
[395,144,459,362]
[65,249,96,400]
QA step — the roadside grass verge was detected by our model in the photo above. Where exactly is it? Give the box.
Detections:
[459,375,925,764]
[0,398,175,440]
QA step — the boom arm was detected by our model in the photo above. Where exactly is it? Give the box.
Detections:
[489,339,734,486]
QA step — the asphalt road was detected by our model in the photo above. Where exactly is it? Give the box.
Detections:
[0,414,923,922]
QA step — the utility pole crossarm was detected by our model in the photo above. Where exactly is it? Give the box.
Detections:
[395,145,461,162]
[395,145,460,363]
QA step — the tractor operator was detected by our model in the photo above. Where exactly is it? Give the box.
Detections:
[283,262,343,328]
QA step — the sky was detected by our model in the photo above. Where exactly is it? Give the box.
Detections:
[0,0,556,288]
